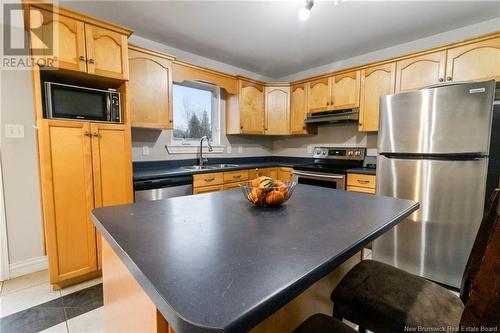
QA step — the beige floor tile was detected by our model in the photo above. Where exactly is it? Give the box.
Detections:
[67,307,104,333]
[1,270,49,295]
[0,282,61,318]
[61,277,102,296]
[38,322,69,333]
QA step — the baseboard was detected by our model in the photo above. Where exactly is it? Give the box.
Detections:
[9,256,48,279]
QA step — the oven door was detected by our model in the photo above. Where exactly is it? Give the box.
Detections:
[292,170,346,190]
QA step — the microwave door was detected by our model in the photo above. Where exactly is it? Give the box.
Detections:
[106,94,111,121]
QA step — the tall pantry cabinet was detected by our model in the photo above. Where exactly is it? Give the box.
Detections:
[29,3,133,289]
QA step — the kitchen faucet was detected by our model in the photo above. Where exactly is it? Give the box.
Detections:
[199,136,213,166]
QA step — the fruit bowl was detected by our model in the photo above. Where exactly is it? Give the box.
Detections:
[240,178,297,207]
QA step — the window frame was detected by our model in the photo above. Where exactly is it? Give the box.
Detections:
[170,80,222,147]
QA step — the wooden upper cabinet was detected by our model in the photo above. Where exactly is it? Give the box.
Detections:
[128,46,173,129]
[38,120,97,282]
[33,9,87,72]
[307,77,331,113]
[395,51,446,93]
[446,36,500,82]
[265,86,290,135]
[239,80,265,134]
[85,24,129,80]
[331,70,360,110]
[359,63,396,132]
[290,83,308,134]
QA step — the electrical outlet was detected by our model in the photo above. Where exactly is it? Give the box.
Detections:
[5,124,24,138]
[238,145,243,153]
[142,145,150,156]
[226,145,232,154]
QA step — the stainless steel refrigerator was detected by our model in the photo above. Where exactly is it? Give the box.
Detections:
[373,80,498,289]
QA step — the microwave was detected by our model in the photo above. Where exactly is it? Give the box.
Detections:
[44,82,122,123]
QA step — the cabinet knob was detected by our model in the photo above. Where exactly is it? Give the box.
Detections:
[89,59,95,64]
[92,132,100,137]
[83,131,91,137]
[446,76,452,81]
[326,101,330,106]
[79,55,86,62]
[240,126,243,129]
[439,77,444,82]
[302,126,306,130]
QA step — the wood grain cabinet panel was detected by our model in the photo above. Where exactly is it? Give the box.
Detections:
[32,9,87,72]
[290,83,308,134]
[395,51,446,92]
[346,186,375,194]
[332,71,360,110]
[39,121,97,282]
[85,24,129,80]
[249,167,278,180]
[445,36,500,82]
[193,172,224,187]
[307,77,331,113]
[240,81,265,134]
[359,63,396,132]
[192,185,224,194]
[223,170,249,183]
[265,86,290,135]
[223,182,242,191]
[277,167,293,181]
[347,173,376,190]
[128,46,173,129]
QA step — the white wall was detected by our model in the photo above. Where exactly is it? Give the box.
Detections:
[279,18,500,82]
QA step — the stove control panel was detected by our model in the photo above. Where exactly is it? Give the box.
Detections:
[313,147,365,160]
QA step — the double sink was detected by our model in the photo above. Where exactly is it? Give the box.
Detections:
[181,164,239,171]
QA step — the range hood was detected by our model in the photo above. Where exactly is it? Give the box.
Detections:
[305,109,359,124]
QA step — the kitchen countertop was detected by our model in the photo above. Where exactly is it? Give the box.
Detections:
[92,185,418,333]
[346,167,377,175]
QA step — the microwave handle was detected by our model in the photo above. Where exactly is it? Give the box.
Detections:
[106,94,111,121]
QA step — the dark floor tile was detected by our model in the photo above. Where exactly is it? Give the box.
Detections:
[62,284,103,320]
[0,298,65,333]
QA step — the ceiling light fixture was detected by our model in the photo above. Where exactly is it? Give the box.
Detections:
[298,0,314,21]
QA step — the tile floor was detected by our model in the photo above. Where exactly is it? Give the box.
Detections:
[0,270,103,333]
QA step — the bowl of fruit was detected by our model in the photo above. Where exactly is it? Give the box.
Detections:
[240,176,296,207]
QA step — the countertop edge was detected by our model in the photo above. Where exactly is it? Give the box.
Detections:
[92,199,419,333]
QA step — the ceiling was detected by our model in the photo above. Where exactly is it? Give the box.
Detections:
[61,1,500,79]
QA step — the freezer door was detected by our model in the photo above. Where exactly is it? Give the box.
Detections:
[378,80,495,155]
[373,155,488,288]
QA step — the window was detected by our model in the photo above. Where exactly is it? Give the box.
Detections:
[172,81,220,145]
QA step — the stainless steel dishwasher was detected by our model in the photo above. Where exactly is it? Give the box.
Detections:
[134,175,193,202]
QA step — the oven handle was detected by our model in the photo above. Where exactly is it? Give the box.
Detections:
[292,171,345,179]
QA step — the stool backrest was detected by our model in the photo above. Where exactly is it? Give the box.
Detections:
[459,188,499,325]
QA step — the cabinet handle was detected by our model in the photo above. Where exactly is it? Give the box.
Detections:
[439,77,444,82]
[92,132,101,138]
[240,126,243,130]
[79,55,86,62]
[89,59,95,64]
[326,101,330,106]
[233,175,242,179]
[357,179,370,184]
[446,76,452,81]
[204,178,215,182]
[83,131,92,137]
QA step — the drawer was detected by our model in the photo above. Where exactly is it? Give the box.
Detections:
[347,186,375,194]
[193,172,223,187]
[223,182,243,191]
[223,170,249,183]
[277,167,293,181]
[192,185,223,194]
[347,173,376,189]
[249,167,278,180]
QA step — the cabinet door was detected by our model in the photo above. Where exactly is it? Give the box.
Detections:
[240,81,265,134]
[38,120,97,283]
[265,86,290,135]
[248,168,277,179]
[193,185,224,194]
[307,77,331,113]
[446,37,500,82]
[290,83,308,134]
[32,9,86,72]
[277,167,293,181]
[359,63,396,132]
[332,71,360,110]
[129,47,173,129]
[85,24,129,80]
[90,124,133,268]
[395,51,446,92]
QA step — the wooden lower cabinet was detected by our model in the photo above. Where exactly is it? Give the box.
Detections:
[192,184,224,194]
[277,167,293,181]
[249,167,278,180]
[38,120,133,287]
[346,173,376,194]
[223,182,242,191]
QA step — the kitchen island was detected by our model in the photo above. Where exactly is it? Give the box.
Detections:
[92,185,418,333]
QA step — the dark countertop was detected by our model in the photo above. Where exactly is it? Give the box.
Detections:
[92,185,418,333]
[346,167,377,175]
[133,156,312,181]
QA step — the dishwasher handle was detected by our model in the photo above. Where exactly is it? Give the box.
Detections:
[134,175,193,191]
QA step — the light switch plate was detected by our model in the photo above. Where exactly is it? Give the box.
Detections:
[5,124,24,138]
[142,145,150,156]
